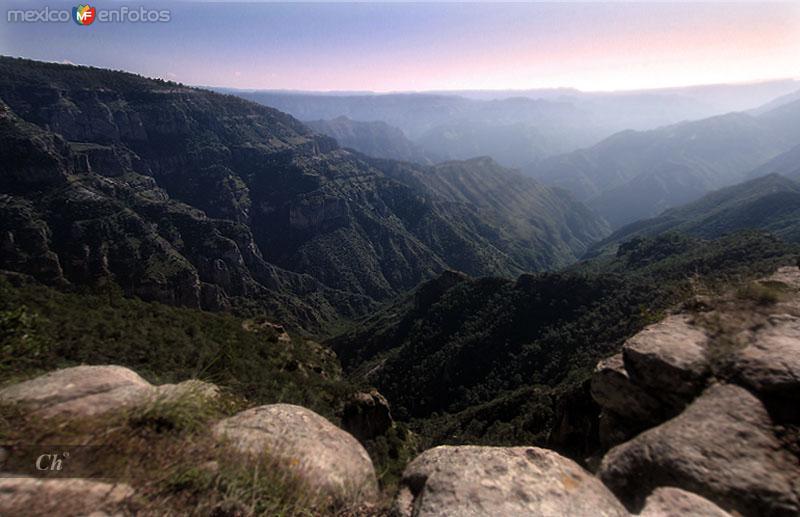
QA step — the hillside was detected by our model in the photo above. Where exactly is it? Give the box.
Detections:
[528,104,800,228]
[305,116,437,165]
[0,57,607,332]
[328,231,797,447]
[587,174,800,257]
[369,156,610,272]
[747,143,800,180]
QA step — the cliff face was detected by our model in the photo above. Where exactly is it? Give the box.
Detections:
[0,57,608,331]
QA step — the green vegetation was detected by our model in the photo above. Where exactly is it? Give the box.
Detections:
[0,274,350,421]
[735,281,784,306]
[330,231,798,453]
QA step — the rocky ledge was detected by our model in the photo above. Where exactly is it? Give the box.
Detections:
[1,268,799,516]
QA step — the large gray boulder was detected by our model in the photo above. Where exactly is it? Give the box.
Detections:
[622,315,710,402]
[0,365,217,419]
[638,487,732,517]
[394,446,629,517]
[0,478,135,516]
[598,383,800,516]
[213,403,378,504]
[734,313,800,399]
[0,365,154,418]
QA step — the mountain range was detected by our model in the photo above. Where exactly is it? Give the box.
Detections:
[304,116,438,165]
[0,56,607,332]
[222,80,800,169]
[527,99,800,227]
[586,173,800,257]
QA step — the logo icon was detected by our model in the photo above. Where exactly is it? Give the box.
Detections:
[72,4,95,25]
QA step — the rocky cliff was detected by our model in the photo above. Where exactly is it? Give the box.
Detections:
[0,56,608,332]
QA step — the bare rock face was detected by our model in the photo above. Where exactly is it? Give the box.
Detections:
[394,446,629,517]
[598,383,800,516]
[213,403,378,504]
[622,314,710,402]
[638,488,732,517]
[0,365,217,419]
[591,353,666,448]
[0,478,135,516]
[734,313,800,399]
[342,389,393,441]
[591,354,663,424]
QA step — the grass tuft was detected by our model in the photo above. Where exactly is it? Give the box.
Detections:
[735,281,784,306]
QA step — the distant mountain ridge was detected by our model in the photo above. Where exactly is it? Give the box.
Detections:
[527,101,800,228]
[586,173,800,257]
[222,80,800,169]
[305,116,437,164]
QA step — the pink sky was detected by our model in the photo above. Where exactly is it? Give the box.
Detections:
[3,2,799,91]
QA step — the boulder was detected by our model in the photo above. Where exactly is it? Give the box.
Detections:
[591,353,664,424]
[734,313,800,399]
[638,487,732,517]
[0,478,135,516]
[598,383,800,516]
[394,446,629,517]
[213,403,378,504]
[0,365,154,418]
[342,389,393,441]
[622,314,709,402]
[0,365,218,419]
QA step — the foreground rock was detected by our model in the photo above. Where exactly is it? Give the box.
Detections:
[638,487,732,517]
[394,446,628,517]
[734,313,800,399]
[0,365,217,418]
[622,314,710,403]
[591,354,663,424]
[598,383,800,516]
[0,478,135,516]
[213,403,378,504]
[591,354,664,447]
[592,315,712,448]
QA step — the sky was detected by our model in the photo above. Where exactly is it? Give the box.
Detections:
[1,1,799,92]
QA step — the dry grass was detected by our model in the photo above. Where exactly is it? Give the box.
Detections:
[0,392,370,516]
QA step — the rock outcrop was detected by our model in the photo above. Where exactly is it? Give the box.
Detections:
[592,267,800,517]
[213,403,378,504]
[0,478,135,516]
[591,314,712,447]
[599,383,800,516]
[0,365,217,419]
[394,446,628,517]
[733,312,800,399]
[342,389,393,441]
[622,314,710,403]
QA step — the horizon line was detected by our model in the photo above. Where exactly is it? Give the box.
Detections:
[204,75,800,97]
[17,56,799,98]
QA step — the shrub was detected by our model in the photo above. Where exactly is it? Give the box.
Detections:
[735,282,783,306]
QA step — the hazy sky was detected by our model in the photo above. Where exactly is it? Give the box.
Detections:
[2,1,799,92]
